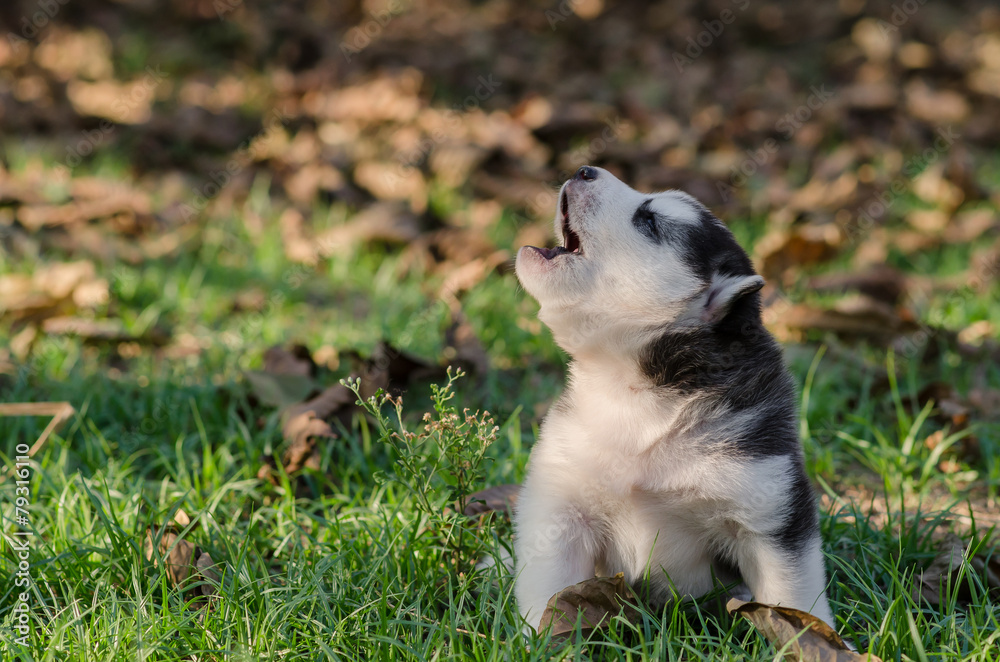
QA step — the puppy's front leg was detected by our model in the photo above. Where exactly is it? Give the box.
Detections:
[737,533,835,628]
[514,500,597,629]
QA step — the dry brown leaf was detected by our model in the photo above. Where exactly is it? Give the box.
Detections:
[538,573,641,639]
[471,173,558,220]
[957,320,995,346]
[913,533,1000,605]
[905,80,970,125]
[264,345,315,377]
[32,26,112,80]
[282,409,337,463]
[17,194,151,231]
[1,261,110,325]
[0,275,56,318]
[258,410,337,484]
[728,599,878,661]
[66,78,159,124]
[145,527,197,585]
[353,160,427,211]
[913,533,967,604]
[195,552,222,593]
[41,317,132,342]
[768,297,915,344]
[34,261,97,300]
[400,226,510,300]
[912,164,964,210]
[172,508,192,528]
[842,82,897,110]
[9,325,38,361]
[314,203,422,256]
[281,383,355,427]
[462,484,521,518]
[144,526,220,600]
[806,266,907,306]
[245,346,321,410]
[755,225,842,284]
[232,287,268,313]
[279,208,319,265]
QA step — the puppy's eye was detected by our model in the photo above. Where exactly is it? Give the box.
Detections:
[641,210,656,231]
[632,203,660,241]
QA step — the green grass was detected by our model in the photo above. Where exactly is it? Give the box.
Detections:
[3,159,1000,660]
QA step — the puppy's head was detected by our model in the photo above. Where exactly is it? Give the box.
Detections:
[515,166,764,356]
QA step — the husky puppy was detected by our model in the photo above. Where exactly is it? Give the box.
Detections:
[513,166,835,631]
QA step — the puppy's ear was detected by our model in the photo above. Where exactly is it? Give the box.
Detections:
[701,274,764,324]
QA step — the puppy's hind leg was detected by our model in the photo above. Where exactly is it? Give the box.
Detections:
[735,532,835,629]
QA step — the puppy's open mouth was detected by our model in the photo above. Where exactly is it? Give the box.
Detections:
[561,190,582,253]
[531,189,583,260]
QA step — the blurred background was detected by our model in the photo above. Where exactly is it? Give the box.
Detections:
[3,1,1000,657]
[2,0,1000,510]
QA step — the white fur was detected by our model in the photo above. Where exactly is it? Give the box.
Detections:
[513,167,835,631]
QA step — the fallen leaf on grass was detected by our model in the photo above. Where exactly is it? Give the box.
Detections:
[281,383,355,427]
[957,320,994,346]
[16,193,152,231]
[728,599,878,661]
[0,261,109,322]
[250,340,464,485]
[257,408,341,485]
[313,202,422,256]
[768,297,916,344]
[144,526,219,601]
[842,81,897,110]
[913,533,1000,605]
[914,533,966,605]
[807,266,907,306]
[283,411,336,471]
[279,208,319,265]
[755,225,842,284]
[264,344,315,377]
[462,484,521,518]
[399,226,509,297]
[538,573,641,640]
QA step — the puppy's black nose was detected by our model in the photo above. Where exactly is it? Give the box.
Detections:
[574,166,598,181]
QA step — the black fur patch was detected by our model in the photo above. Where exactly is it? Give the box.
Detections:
[675,209,755,282]
[638,207,799,458]
[771,457,820,554]
[635,198,696,244]
[632,199,661,243]
[640,304,799,459]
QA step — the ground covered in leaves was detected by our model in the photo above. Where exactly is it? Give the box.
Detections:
[2,0,1000,660]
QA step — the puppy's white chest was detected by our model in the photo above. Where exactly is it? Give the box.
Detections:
[560,367,687,457]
